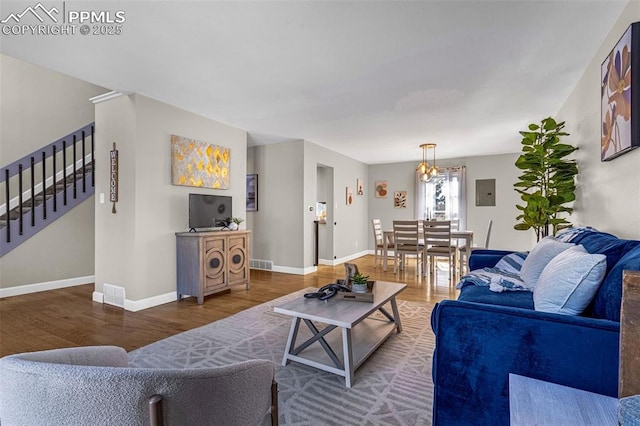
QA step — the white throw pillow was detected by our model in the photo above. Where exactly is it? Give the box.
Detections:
[520,236,574,288]
[533,245,607,315]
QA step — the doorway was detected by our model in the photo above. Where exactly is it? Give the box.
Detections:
[316,165,334,264]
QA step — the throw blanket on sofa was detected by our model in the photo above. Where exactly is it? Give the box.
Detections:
[457,252,529,292]
[555,226,598,243]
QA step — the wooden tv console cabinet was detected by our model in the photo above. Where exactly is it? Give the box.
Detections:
[176,230,250,304]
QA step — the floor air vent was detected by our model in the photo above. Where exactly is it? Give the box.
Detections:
[250,259,273,271]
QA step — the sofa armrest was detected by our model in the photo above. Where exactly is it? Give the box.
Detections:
[431,300,620,426]
[468,249,515,270]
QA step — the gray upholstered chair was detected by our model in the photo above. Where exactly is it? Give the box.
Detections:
[0,346,278,426]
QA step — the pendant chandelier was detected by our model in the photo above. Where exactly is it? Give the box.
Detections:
[416,143,438,182]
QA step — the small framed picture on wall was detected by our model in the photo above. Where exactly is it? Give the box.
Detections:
[394,191,407,208]
[246,174,258,211]
[375,181,388,198]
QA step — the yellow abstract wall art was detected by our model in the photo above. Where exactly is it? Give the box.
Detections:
[171,135,230,189]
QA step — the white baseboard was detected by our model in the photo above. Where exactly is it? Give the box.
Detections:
[276,250,372,271]
[272,265,318,275]
[272,265,301,274]
[366,249,396,256]
[0,275,94,298]
[302,266,318,275]
[124,291,177,312]
[92,289,177,312]
[0,276,173,312]
[323,250,370,266]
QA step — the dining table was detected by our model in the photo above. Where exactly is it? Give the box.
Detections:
[382,226,474,273]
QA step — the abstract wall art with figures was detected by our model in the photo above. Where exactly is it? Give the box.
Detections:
[601,22,640,161]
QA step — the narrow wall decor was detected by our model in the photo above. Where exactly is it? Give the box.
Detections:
[394,191,407,208]
[171,135,230,189]
[346,187,354,205]
[375,181,388,198]
[109,142,118,214]
[357,178,364,195]
[601,22,640,161]
[246,174,258,211]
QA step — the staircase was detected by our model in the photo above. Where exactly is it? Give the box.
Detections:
[0,123,95,257]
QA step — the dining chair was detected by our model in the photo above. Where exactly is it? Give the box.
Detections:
[458,219,493,274]
[392,220,423,275]
[423,220,457,284]
[448,218,461,250]
[371,219,395,267]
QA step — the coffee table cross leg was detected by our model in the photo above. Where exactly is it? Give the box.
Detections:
[377,299,403,333]
[378,307,394,322]
[293,320,341,369]
[391,298,403,333]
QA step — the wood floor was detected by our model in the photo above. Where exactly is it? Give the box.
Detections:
[0,254,458,357]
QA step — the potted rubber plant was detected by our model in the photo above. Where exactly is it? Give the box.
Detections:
[514,117,578,241]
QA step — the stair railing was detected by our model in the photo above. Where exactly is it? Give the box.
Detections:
[1,123,94,254]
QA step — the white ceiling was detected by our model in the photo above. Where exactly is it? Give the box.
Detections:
[0,1,628,164]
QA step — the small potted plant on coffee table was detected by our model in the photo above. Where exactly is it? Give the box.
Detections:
[351,272,370,293]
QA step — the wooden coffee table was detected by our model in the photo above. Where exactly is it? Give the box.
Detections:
[274,281,406,387]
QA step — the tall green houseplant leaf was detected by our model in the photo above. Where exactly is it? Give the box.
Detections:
[514,117,578,241]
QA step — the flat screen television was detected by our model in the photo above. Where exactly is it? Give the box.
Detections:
[188,194,232,230]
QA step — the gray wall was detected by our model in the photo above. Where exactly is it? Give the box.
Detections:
[303,141,369,268]
[368,153,535,252]
[0,55,105,289]
[94,94,247,303]
[558,1,640,240]
[248,139,531,272]
[0,55,104,164]
[247,141,304,270]
[0,198,95,288]
[247,139,368,272]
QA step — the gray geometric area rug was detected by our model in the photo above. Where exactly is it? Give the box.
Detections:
[129,289,435,425]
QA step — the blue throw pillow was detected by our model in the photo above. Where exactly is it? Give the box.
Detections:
[494,252,528,274]
[555,226,598,242]
[590,243,640,321]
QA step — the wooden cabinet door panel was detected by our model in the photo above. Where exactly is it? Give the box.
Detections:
[203,237,226,291]
[228,234,249,285]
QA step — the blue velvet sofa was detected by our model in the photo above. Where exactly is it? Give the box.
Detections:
[430,229,640,425]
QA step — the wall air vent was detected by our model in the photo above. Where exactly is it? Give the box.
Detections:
[250,259,273,271]
[103,283,125,308]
